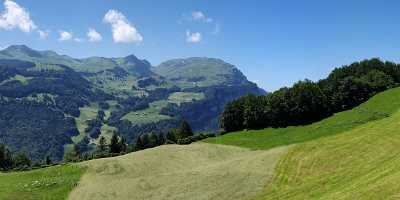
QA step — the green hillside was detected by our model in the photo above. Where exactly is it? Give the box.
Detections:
[204,87,400,150]
[204,87,400,199]
[254,108,400,199]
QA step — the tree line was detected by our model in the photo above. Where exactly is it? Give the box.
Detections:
[0,144,50,171]
[63,120,216,163]
[221,58,399,132]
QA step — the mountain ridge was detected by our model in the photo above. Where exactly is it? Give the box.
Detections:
[0,45,264,161]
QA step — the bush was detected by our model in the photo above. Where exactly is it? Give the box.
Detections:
[177,138,192,145]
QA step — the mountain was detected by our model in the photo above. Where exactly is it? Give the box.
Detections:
[0,45,153,75]
[0,45,264,161]
[154,57,251,87]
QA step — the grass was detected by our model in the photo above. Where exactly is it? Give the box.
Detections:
[168,92,205,105]
[93,124,117,144]
[254,108,400,199]
[0,74,33,85]
[122,100,172,125]
[69,143,287,200]
[0,165,84,200]
[28,63,65,72]
[204,87,400,150]
[72,105,99,144]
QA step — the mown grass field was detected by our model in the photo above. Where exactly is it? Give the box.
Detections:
[0,165,84,200]
[69,143,287,200]
[254,107,400,199]
[204,87,400,150]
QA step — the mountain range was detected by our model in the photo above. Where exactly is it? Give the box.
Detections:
[0,45,265,160]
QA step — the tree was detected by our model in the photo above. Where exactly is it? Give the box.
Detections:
[243,95,268,129]
[148,132,159,148]
[99,136,107,152]
[0,144,12,170]
[97,110,105,121]
[63,144,80,162]
[109,133,121,154]
[165,129,177,143]
[13,152,31,169]
[220,100,245,132]
[135,133,149,151]
[176,120,193,140]
[45,155,52,165]
[119,136,127,153]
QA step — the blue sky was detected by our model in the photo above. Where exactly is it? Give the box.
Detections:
[0,0,399,91]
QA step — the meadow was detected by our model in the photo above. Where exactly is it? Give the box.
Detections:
[0,165,84,200]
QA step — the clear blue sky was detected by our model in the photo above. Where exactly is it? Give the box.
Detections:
[0,0,399,91]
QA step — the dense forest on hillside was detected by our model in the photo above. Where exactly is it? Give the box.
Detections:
[221,58,399,132]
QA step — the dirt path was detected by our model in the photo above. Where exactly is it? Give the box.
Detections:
[69,143,287,200]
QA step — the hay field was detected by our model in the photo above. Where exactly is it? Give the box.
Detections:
[253,110,400,199]
[69,143,287,200]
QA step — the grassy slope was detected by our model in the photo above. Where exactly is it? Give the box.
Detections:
[256,108,400,199]
[204,87,400,150]
[68,143,287,200]
[0,165,84,200]
[122,100,172,125]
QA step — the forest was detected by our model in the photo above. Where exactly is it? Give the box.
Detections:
[221,58,399,132]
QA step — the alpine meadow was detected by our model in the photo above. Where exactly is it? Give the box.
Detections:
[1,0,400,200]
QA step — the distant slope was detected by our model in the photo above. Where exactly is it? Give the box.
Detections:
[204,87,400,150]
[255,104,400,199]
[68,143,287,200]
[0,45,153,74]
[0,45,264,160]
[154,57,259,88]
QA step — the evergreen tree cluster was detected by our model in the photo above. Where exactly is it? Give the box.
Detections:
[221,58,399,132]
[0,144,32,171]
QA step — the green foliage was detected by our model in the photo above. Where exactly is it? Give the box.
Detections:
[165,129,178,143]
[12,152,31,170]
[177,138,192,145]
[0,144,13,170]
[119,136,127,153]
[109,133,120,154]
[45,155,52,166]
[176,120,194,140]
[98,136,107,152]
[221,58,400,132]
[63,145,80,162]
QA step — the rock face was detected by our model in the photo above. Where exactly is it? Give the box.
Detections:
[0,45,266,160]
